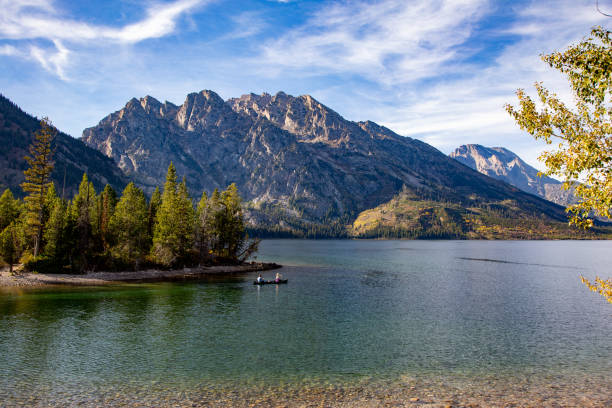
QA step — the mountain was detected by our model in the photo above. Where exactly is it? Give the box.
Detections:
[348,186,608,239]
[82,90,572,236]
[449,144,576,207]
[0,94,127,197]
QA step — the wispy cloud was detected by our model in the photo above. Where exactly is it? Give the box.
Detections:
[0,0,207,78]
[372,0,609,168]
[258,0,488,85]
[1,0,607,171]
[30,39,70,80]
[0,44,19,56]
[247,0,608,169]
[222,11,268,40]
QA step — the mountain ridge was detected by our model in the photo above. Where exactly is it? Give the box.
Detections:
[0,94,128,197]
[81,89,570,235]
[450,144,576,207]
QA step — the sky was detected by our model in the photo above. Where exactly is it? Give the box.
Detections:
[0,0,610,171]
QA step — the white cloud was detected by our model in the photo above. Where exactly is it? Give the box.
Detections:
[258,0,489,85]
[111,0,205,43]
[379,0,607,169]
[258,0,606,170]
[30,39,69,80]
[222,11,267,40]
[0,0,207,79]
[0,44,19,56]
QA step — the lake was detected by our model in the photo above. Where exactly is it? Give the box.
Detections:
[1,240,611,406]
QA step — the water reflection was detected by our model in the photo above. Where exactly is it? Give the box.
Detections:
[0,240,611,405]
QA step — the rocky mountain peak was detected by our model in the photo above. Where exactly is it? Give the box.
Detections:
[451,144,555,184]
[81,90,569,234]
[139,95,173,118]
[141,95,160,108]
[177,90,238,131]
[228,91,370,147]
[449,144,578,207]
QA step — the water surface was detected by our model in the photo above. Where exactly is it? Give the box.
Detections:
[1,240,611,406]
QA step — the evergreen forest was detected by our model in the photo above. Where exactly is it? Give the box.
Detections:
[0,120,258,274]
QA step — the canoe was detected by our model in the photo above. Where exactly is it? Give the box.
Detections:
[253,279,288,285]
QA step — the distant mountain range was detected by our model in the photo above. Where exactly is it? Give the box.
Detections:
[0,94,127,197]
[80,89,577,237]
[2,91,605,238]
[449,144,576,207]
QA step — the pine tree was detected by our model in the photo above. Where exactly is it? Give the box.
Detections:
[208,188,222,258]
[109,182,149,268]
[195,191,211,264]
[152,163,180,266]
[43,196,69,264]
[175,178,195,264]
[99,185,117,251]
[148,186,161,240]
[71,174,97,272]
[203,184,257,263]
[0,189,21,231]
[220,183,245,260]
[0,221,24,274]
[21,117,56,256]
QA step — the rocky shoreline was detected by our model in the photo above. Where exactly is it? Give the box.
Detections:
[4,374,611,408]
[0,262,281,288]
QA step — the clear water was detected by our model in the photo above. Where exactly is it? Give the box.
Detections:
[1,240,611,406]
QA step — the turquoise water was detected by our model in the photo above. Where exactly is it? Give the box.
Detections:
[1,240,611,405]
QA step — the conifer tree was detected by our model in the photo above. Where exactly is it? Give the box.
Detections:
[109,182,149,268]
[207,188,222,258]
[43,196,69,265]
[21,117,56,256]
[195,191,211,264]
[175,178,195,264]
[220,183,245,260]
[0,221,24,274]
[99,185,117,251]
[152,163,180,266]
[71,174,96,272]
[148,186,161,239]
[0,189,21,231]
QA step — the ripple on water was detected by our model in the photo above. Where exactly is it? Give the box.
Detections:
[1,240,611,406]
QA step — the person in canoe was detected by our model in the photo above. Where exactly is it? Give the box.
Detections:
[256,273,265,283]
[274,272,283,283]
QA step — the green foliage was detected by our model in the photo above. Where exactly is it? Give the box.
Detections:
[195,191,211,263]
[10,158,256,272]
[0,189,21,231]
[109,182,149,268]
[218,183,245,259]
[202,184,259,263]
[152,163,195,267]
[148,186,161,239]
[43,196,69,262]
[99,184,117,251]
[506,27,611,228]
[20,117,56,256]
[175,179,196,262]
[0,221,25,273]
[70,173,97,272]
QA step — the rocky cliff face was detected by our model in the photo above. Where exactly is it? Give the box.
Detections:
[450,144,576,207]
[0,94,127,197]
[82,90,567,233]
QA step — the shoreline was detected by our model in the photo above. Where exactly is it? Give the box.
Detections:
[0,262,281,288]
[4,373,611,408]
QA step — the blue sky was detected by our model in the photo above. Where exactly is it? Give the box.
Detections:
[0,0,610,170]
